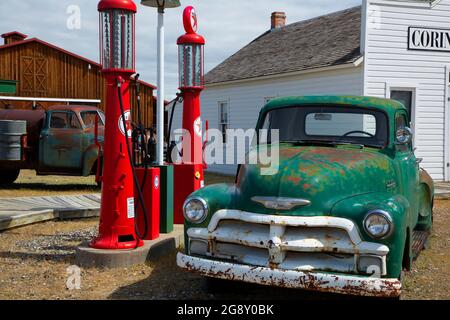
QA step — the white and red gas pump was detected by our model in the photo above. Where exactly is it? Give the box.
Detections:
[173,6,206,224]
[91,0,145,249]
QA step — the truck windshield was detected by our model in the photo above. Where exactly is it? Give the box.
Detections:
[259,105,389,148]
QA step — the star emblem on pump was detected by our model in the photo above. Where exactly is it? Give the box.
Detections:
[118,110,133,137]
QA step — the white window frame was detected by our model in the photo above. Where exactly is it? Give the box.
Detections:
[444,65,450,181]
[218,100,229,143]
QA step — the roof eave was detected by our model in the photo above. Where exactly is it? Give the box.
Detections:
[205,56,364,88]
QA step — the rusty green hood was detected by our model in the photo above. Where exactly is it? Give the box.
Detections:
[235,144,396,215]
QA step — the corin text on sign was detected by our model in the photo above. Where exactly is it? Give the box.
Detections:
[408,26,450,52]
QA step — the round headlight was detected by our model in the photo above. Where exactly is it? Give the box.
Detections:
[364,210,393,239]
[183,197,208,224]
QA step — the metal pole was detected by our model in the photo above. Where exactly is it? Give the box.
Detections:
[156,7,165,165]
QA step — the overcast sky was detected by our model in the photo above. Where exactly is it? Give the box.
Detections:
[0,0,360,99]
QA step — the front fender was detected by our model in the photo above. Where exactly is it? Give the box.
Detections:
[331,192,410,278]
[184,183,238,253]
[82,144,100,176]
[419,168,434,200]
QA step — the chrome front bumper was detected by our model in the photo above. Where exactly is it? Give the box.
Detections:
[180,210,400,297]
[177,253,402,297]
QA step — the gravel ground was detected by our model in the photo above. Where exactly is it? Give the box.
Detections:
[0,200,448,300]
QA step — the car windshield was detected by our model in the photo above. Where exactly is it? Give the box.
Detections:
[259,105,389,148]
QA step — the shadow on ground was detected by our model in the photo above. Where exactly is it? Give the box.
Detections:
[0,183,99,192]
[109,252,368,300]
[0,248,77,262]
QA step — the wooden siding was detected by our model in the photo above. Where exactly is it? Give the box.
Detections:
[0,41,155,128]
[363,0,450,181]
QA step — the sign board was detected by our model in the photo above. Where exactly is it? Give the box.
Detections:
[408,27,450,52]
[0,80,17,94]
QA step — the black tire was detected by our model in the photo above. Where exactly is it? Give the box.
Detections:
[0,169,20,185]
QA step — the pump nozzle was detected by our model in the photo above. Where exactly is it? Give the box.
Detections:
[130,73,140,81]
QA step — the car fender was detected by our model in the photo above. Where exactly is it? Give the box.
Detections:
[82,144,100,176]
[331,192,410,278]
[419,168,434,202]
[183,183,238,252]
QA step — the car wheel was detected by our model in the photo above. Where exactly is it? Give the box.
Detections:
[0,169,20,185]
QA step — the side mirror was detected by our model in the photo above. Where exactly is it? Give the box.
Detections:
[395,127,413,145]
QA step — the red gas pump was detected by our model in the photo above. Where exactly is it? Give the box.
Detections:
[174,6,205,224]
[91,0,144,249]
[173,6,206,224]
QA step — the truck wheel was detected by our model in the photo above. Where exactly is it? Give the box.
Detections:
[0,169,20,185]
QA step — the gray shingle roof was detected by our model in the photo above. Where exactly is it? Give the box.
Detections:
[205,6,362,85]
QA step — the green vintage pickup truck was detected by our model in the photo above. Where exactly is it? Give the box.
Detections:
[177,96,434,298]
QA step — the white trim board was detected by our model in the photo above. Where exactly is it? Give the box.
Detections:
[368,0,442,8]
[385,81,419,147]
[205,57,364,89]
[445,65,450,181]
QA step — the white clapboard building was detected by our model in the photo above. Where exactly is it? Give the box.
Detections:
[170,0,450,180]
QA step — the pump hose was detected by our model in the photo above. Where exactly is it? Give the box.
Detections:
[117,82,149,243]
[134,79,151,242]
[166,92,184,163]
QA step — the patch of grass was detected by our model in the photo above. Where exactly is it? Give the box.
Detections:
[0,170,235,198]
[0,170,99,198]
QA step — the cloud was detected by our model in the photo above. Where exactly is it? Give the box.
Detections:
[0,0,361,99]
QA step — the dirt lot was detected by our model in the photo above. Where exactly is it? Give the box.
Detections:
[0,171,448,300]
[0,203,448,300]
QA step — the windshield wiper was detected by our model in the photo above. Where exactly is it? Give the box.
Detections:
[332,141,365,149]
[283,140,338,147]
[284,140,366,149]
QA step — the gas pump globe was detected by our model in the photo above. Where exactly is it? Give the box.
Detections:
[91,0,143,250]
[178,8,204,89]
[99,0,136,71]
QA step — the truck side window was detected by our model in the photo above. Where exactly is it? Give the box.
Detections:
[81,111,104,128]
[50,112,81,129]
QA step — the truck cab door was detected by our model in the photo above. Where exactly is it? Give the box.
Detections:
[39,110,83,170]
[394,112,420,225]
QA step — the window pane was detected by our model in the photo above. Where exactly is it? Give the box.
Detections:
[81,111,103,127]
[50,112,80,129]
[391,90,412,121]
[50,112,68,129]
[305,113,374,136]
[260,106,388,148]
[69,114,81,129]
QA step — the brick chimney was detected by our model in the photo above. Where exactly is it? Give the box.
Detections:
[271,12,286,30]
[1,32,27,45]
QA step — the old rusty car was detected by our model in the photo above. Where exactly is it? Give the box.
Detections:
[0,105,104,184]
[177,96,434,298]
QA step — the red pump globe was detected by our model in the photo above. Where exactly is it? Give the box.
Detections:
[98,0,137,72]
[177,6,205,90]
